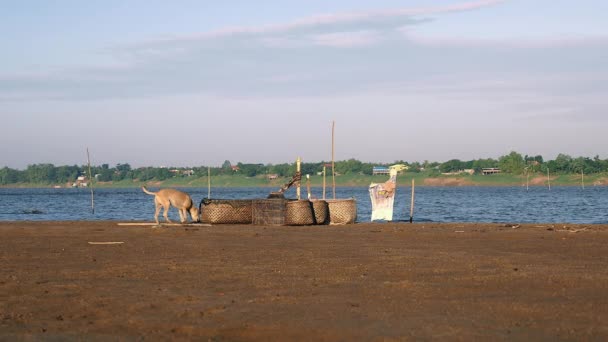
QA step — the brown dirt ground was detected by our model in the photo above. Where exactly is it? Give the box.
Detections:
[1,221,608,341]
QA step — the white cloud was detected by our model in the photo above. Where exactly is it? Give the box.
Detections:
[401,28,608,48]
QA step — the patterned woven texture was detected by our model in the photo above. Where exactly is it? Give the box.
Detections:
[200,199,253,224]
[326,199,357,224]
[311,200,329,225]
[285,200,315,226]
[252,199,287,225]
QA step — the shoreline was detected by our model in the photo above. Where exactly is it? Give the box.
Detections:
[1,182,606,189]
[2,221,608,340]
[1,172,607,189]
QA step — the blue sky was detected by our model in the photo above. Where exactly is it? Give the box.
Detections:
[1,0,607,168]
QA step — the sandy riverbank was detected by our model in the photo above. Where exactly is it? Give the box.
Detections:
[2,221,608,340]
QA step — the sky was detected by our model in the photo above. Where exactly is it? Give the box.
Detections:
[1,0,607,169]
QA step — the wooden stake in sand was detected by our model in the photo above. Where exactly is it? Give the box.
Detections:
[296,157,301,200]
[410,178,415,223]
[331,121,336,200]
[86,148,95,214]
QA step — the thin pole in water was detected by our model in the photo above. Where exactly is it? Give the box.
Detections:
[409,178,415,223]
[547,167,551,191]
[207,166,211,199]
[581,169,585,190]
[322,166,326,200]
[331,121,336,200]
[86,148,95,214]
[306,174,311,200]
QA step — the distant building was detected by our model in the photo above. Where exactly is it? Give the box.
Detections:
[442,169,475,176]
[373,166,390,175]
[267,174,279,180]
[170,169,194,176]
[72,176,88,188]
[482,168,501,175]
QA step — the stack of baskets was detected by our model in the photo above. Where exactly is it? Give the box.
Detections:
[199,197,356,226]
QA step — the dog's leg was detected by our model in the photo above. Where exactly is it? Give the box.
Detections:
[154,201,161,225]
[163,205,172,223]
[178,209,186,223]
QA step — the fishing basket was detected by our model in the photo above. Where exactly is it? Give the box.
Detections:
[326,198,357,225]
[200,199,253,224]
[284,200,315,226]
[311,200,329,225]
[252,198,288,225]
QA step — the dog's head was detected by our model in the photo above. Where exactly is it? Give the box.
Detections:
[189,206,200,222]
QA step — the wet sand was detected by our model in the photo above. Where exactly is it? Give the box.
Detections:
[1,221,608,340]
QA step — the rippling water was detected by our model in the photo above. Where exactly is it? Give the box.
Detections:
[1,186,607,224]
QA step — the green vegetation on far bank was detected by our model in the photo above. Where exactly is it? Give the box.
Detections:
[2,151,607,188]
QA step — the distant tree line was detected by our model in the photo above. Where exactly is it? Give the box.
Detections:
[1,152,607,185]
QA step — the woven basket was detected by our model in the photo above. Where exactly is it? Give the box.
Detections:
[326,198,357,224]
[285,200,315,226]
[252,199,287,225]
[311,200,329,225]
[200,199,253,224]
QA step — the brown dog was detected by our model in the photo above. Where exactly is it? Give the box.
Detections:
[142,187,200,225]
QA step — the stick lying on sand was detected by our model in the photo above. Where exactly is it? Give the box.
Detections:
[117,223,211,227]
[88,242,124,245]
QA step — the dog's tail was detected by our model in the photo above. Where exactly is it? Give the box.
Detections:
[142,186,156,196]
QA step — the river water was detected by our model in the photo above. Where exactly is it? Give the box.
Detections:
[1,186,607,224]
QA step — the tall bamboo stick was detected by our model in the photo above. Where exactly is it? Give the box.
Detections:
[547,167,551,191]
[322,166,326,200]
[332,121,336,200]
[207,166,211,199]
[296,157,301,200]
[409,178,415,223]
[306,174,311,200]
[86,148,95,214]
[581,169,585,190]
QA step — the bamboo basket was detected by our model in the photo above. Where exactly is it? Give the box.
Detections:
[311,200,329,225]
[200,199,253,224]
[252,198,287,225]
[326,198,357,224]
[284,200,315,226]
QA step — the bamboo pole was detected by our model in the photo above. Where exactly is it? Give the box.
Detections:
[296,157,301,200]
[306,174,311,200]
[86,148,95,214]
[322,166,326,200]
[331,121,336,200]
[207,166,211,199]
[409,178,415,223]
[547,167,551,191]
[581,169,585,190]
